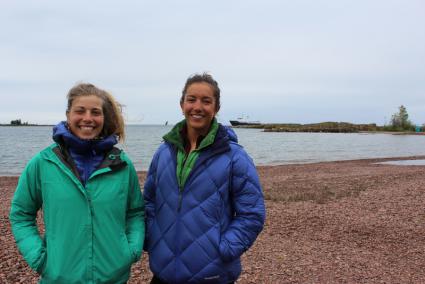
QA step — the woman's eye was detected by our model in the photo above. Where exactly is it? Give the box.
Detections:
[202,97,213,104]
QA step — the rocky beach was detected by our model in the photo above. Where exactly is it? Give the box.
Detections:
[1,156,425,283]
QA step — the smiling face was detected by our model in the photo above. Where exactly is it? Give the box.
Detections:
[180,82,217,136]
[66,95,104,140]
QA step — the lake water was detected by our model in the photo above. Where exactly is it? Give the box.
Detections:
[1,125,425,176]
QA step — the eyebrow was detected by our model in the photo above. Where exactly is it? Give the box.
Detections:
[186,94,213,99]
[73,105,102,108]
[72,106,103,111]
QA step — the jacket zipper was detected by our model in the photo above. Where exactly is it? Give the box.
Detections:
[178,186,183,212]
[177,154,189,212]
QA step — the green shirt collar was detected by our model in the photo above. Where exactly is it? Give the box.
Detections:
[163,118,219,152]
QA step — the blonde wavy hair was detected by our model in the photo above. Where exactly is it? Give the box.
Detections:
[66,83,125,142]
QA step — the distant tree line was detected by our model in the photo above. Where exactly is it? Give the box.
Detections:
[252,105,422,133]
[263,122,378,133]
[10,119,29,126]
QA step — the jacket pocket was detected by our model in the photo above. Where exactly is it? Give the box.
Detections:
[36,250,47,275]
[218,237,234,262]
[123,233,135,264]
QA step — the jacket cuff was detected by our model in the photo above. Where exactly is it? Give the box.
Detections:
[35,249,47,275]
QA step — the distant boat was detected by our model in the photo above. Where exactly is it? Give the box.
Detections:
[229,116,261,126]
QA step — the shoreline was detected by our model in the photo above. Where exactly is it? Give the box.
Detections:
[2,155,425,178]
[2,155,425,283]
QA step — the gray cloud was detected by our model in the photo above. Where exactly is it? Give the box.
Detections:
[1,0,424,125]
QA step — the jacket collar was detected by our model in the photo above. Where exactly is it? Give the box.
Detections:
[196,124,231,163]
[52,144,127,180]
[163,118,219,153]
[52,121,117,155]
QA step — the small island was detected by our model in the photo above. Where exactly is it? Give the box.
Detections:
[0,119,51,127]
[231,105,424,134]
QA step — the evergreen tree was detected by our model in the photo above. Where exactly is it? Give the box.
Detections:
[390,105,413,130]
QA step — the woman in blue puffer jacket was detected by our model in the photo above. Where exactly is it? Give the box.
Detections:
[144,73,265,284]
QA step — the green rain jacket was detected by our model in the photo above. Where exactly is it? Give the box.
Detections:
[9,143,145,284]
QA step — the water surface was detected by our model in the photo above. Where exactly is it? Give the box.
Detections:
[1,125,425,175]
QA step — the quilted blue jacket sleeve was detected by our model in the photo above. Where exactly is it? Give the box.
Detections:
[219,146,266,262]
[143,148,160,251]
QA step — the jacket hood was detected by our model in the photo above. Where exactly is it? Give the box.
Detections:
[52,121,117,154]
[224,126,238,143]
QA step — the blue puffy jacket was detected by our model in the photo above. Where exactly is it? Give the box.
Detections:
[144,124,265,283]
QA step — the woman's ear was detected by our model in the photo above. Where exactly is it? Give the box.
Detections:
[180,102,184,115]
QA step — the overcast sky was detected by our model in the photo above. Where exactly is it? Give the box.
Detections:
[1,0,424,126]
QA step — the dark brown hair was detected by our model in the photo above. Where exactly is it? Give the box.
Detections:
[181,73,221,112]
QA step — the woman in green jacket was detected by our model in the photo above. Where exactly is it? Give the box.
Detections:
[9,83,145,283]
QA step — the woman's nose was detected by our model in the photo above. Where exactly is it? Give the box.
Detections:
[82,111,93,120]
[193,100,202,110]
